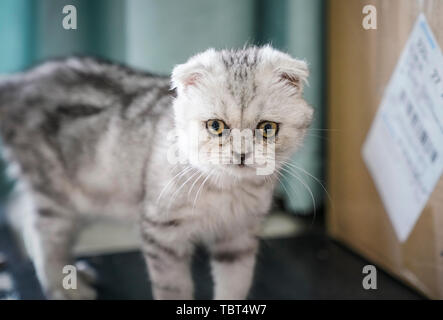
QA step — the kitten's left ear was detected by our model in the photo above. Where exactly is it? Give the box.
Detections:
[275,58,309,95]
[260,45,309,95]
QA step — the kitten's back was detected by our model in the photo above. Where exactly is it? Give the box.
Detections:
[0,57,173,215]
[0,57,167,135]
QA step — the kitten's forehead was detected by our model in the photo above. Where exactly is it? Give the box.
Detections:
[220,47,260,73]
[219,47,261,110]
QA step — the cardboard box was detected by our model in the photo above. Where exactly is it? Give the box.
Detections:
[327,0,443,298]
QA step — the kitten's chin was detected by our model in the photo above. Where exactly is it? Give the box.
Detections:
[225,164,257,176]
[189,164,273,190]
[188,159,276,184]
[211,164,269,181]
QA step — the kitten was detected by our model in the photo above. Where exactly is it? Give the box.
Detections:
[0,46,313,300]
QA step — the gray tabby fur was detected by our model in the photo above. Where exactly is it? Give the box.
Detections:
[0,46,313,299]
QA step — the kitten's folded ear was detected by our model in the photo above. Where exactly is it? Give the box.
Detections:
[171,63,205,93]
[171,49,216,94]
[261,46,309,96]
[274,58,309,96]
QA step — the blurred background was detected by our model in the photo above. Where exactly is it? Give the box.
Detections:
[1,0,441,299]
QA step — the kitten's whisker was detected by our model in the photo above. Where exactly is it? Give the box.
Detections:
[275,170,299,199]
[156,166,192,204]
[187,171,205,199]
[307,128,340,132]
[278,159,332,207]
[168,168,200,209]
[274,172,294,201]
[278,166,317,226]
[304,133,330,141]
[192,170,213,213]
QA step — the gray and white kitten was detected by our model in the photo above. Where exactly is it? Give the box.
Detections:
[0,46,313,300]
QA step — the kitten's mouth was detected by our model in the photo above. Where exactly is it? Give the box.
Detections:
[229,163,254,171]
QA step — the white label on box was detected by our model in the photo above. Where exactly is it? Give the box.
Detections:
[362,14,443,242]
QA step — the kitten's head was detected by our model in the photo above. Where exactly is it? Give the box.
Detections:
[170,46,313,181]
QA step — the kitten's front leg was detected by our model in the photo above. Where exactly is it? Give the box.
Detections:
[140,221,194,299]
[208,233,259,300]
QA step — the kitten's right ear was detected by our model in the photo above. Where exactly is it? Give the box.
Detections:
[171,48,217,94]
[171,63,205,93]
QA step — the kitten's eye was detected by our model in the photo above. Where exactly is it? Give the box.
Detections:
[206,119,227,136]
[257,121,279,139]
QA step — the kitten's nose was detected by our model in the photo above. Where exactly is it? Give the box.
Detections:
[240,153,246,165]
[233,152,248,166]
